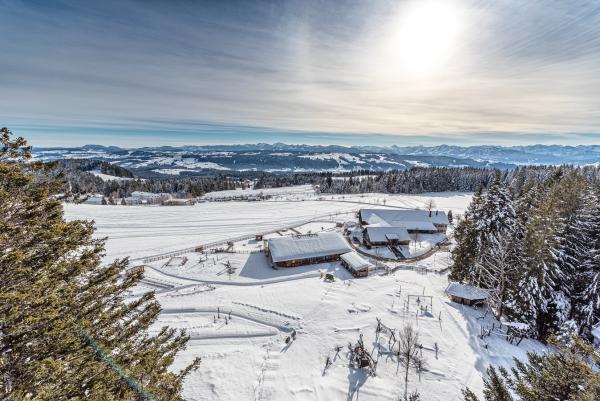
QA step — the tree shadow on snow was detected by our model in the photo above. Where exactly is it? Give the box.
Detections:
[444,301,546,387]
[346,367,368,401]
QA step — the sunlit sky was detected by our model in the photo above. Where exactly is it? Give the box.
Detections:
[1,0,600,147]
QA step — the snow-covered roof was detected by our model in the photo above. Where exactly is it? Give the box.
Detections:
[592,323,600,340]
[340,252,373,270]
[360,209,449,227]
[131,191,169,198]
[369,221,438,232]
[268,232,352,263]
[365,226,410,242]
[445,282,489,301]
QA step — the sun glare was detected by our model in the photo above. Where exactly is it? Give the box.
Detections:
[384,0,464,78]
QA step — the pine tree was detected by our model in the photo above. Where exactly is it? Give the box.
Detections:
[463,336,600,401]
[513,172,584,339]
[462,366,514,401]
[450,187,484,283]
[0,129,199,400]
[472,176,521,291]
[552,186,597,336]
[577,188,600,339]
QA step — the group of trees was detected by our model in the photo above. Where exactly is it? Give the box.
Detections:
[318,167,497,194]
[54,163,503,199]
[451,167,600,342]
[53,160,240,198]
[1,128,197,400]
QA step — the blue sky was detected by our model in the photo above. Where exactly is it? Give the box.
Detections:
[1,0,600,147]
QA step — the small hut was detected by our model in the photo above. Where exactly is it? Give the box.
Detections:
[445,282,489,306]
[340,252,373,278]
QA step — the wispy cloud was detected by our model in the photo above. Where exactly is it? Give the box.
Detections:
[1,0,600,146]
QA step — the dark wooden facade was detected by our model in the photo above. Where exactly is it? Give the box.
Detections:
[271,253,343,268]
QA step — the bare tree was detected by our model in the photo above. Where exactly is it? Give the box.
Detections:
[475,234,519,319]
[425,198,436,216]
[397,324,423,400]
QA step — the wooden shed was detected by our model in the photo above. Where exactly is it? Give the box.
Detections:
[445,282,489,306]
[340,252,373,278]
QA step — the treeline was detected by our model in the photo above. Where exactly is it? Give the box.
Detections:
[317,167,497,194]
[450,165,600,343]
[55,159,134,178]
[51,160,241,198]
[55,159,600,203]
[81,175,239,198]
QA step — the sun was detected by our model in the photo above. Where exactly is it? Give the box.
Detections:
[384,0,464,78]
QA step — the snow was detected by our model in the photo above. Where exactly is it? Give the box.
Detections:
[156,268,545,401]
[63,192,471,263]
[405,160,431,167]
[202,184,316,200]
[83,194,104,205]
[62,190,549,400]
[153,168,192,175]
[91,170,134,182]
[268,232,352,263]
[299,153,366,165]
[591,323,600,340]
[136,156,230,170]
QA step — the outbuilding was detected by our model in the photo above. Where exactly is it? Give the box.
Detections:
[363,226,411,247]
[340,252,373,278]
[266,232,352,268]
[445,282,489,306]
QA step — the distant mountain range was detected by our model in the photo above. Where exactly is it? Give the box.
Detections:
[32,143,600,177]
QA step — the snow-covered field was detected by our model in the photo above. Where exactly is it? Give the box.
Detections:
[91,170,135,182]
[64,191,471,262]
[61,191,547,401]
[201,184,316,200]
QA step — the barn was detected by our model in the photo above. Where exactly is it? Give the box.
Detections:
[340,252,373,277]
[445,282,489,306]
[266,232,352,268]
[362,226,411,247]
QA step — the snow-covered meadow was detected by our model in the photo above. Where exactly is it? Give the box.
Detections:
[64,191,472,262]
[63,190,546,401]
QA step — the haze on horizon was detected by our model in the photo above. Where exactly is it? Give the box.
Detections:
[1,0,600,147]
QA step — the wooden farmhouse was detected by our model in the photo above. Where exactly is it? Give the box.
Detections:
[362,226,410,247]
[340,251,373,277]
[445,282,489,306]
[358,208,449,234]
[266,232,352,268]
